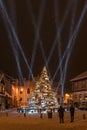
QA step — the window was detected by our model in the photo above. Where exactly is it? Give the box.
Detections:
[74,94,77,98]
[20,88,23,94]
[20,91,23,94]
[27,98,29,101]
[0,84,4,93]
[19,97,22,101]
[27,88,30,94]
[84,93,87,100]
[79,94,82,98]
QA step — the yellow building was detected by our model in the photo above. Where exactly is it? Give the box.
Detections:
[12,79,35,107]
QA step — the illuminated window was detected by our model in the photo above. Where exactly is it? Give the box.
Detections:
[20,88,23,94]
[84,93,87,99]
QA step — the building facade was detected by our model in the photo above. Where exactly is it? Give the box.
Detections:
[70,71,87,107]
[0,72,12,110]
[12,79,35,107]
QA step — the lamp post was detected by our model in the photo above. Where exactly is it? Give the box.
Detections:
[61,83,64,106]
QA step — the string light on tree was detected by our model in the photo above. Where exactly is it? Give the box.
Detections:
[29,66,58,110]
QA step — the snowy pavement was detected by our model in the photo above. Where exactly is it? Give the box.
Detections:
[0,109,87,130]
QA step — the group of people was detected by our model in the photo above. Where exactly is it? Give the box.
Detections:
[58,104,75,123]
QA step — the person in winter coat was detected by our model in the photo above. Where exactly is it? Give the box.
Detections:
[70,104,75,122]
[58,105,64,123]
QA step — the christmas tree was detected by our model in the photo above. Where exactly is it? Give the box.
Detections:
[29,66,58,110]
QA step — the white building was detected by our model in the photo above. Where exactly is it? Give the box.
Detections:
[70,71,87,107]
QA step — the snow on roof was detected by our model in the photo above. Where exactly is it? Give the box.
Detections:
[70,71,87,82]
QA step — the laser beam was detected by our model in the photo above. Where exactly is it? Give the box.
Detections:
[46,0,74,65]
[27,0,46,71]
[52,0,78,81]
[54,0,63,84]
[0,1,24,83]
[27,0,49,79]
[0,0,35,81]
[62,2,87,86]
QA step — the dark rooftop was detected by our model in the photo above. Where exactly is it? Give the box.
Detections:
[70,71,87,81]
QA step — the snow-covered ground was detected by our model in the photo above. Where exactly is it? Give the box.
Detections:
[0,109,87,130]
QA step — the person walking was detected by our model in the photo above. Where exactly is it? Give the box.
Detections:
[70,104,75,122]
[58,105,64,123]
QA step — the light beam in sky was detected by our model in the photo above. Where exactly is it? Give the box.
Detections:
[46,0,73,66]
[0,0,35,82]
[27,0,46,70]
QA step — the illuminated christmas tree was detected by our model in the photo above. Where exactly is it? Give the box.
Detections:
[29,66,58,110]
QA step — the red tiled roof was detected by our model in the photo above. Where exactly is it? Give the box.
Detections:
[70,71,87,81]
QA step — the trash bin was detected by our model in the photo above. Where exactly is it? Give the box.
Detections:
[48,110,52,118]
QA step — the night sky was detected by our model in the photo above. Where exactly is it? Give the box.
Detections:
[0,0,87,85]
